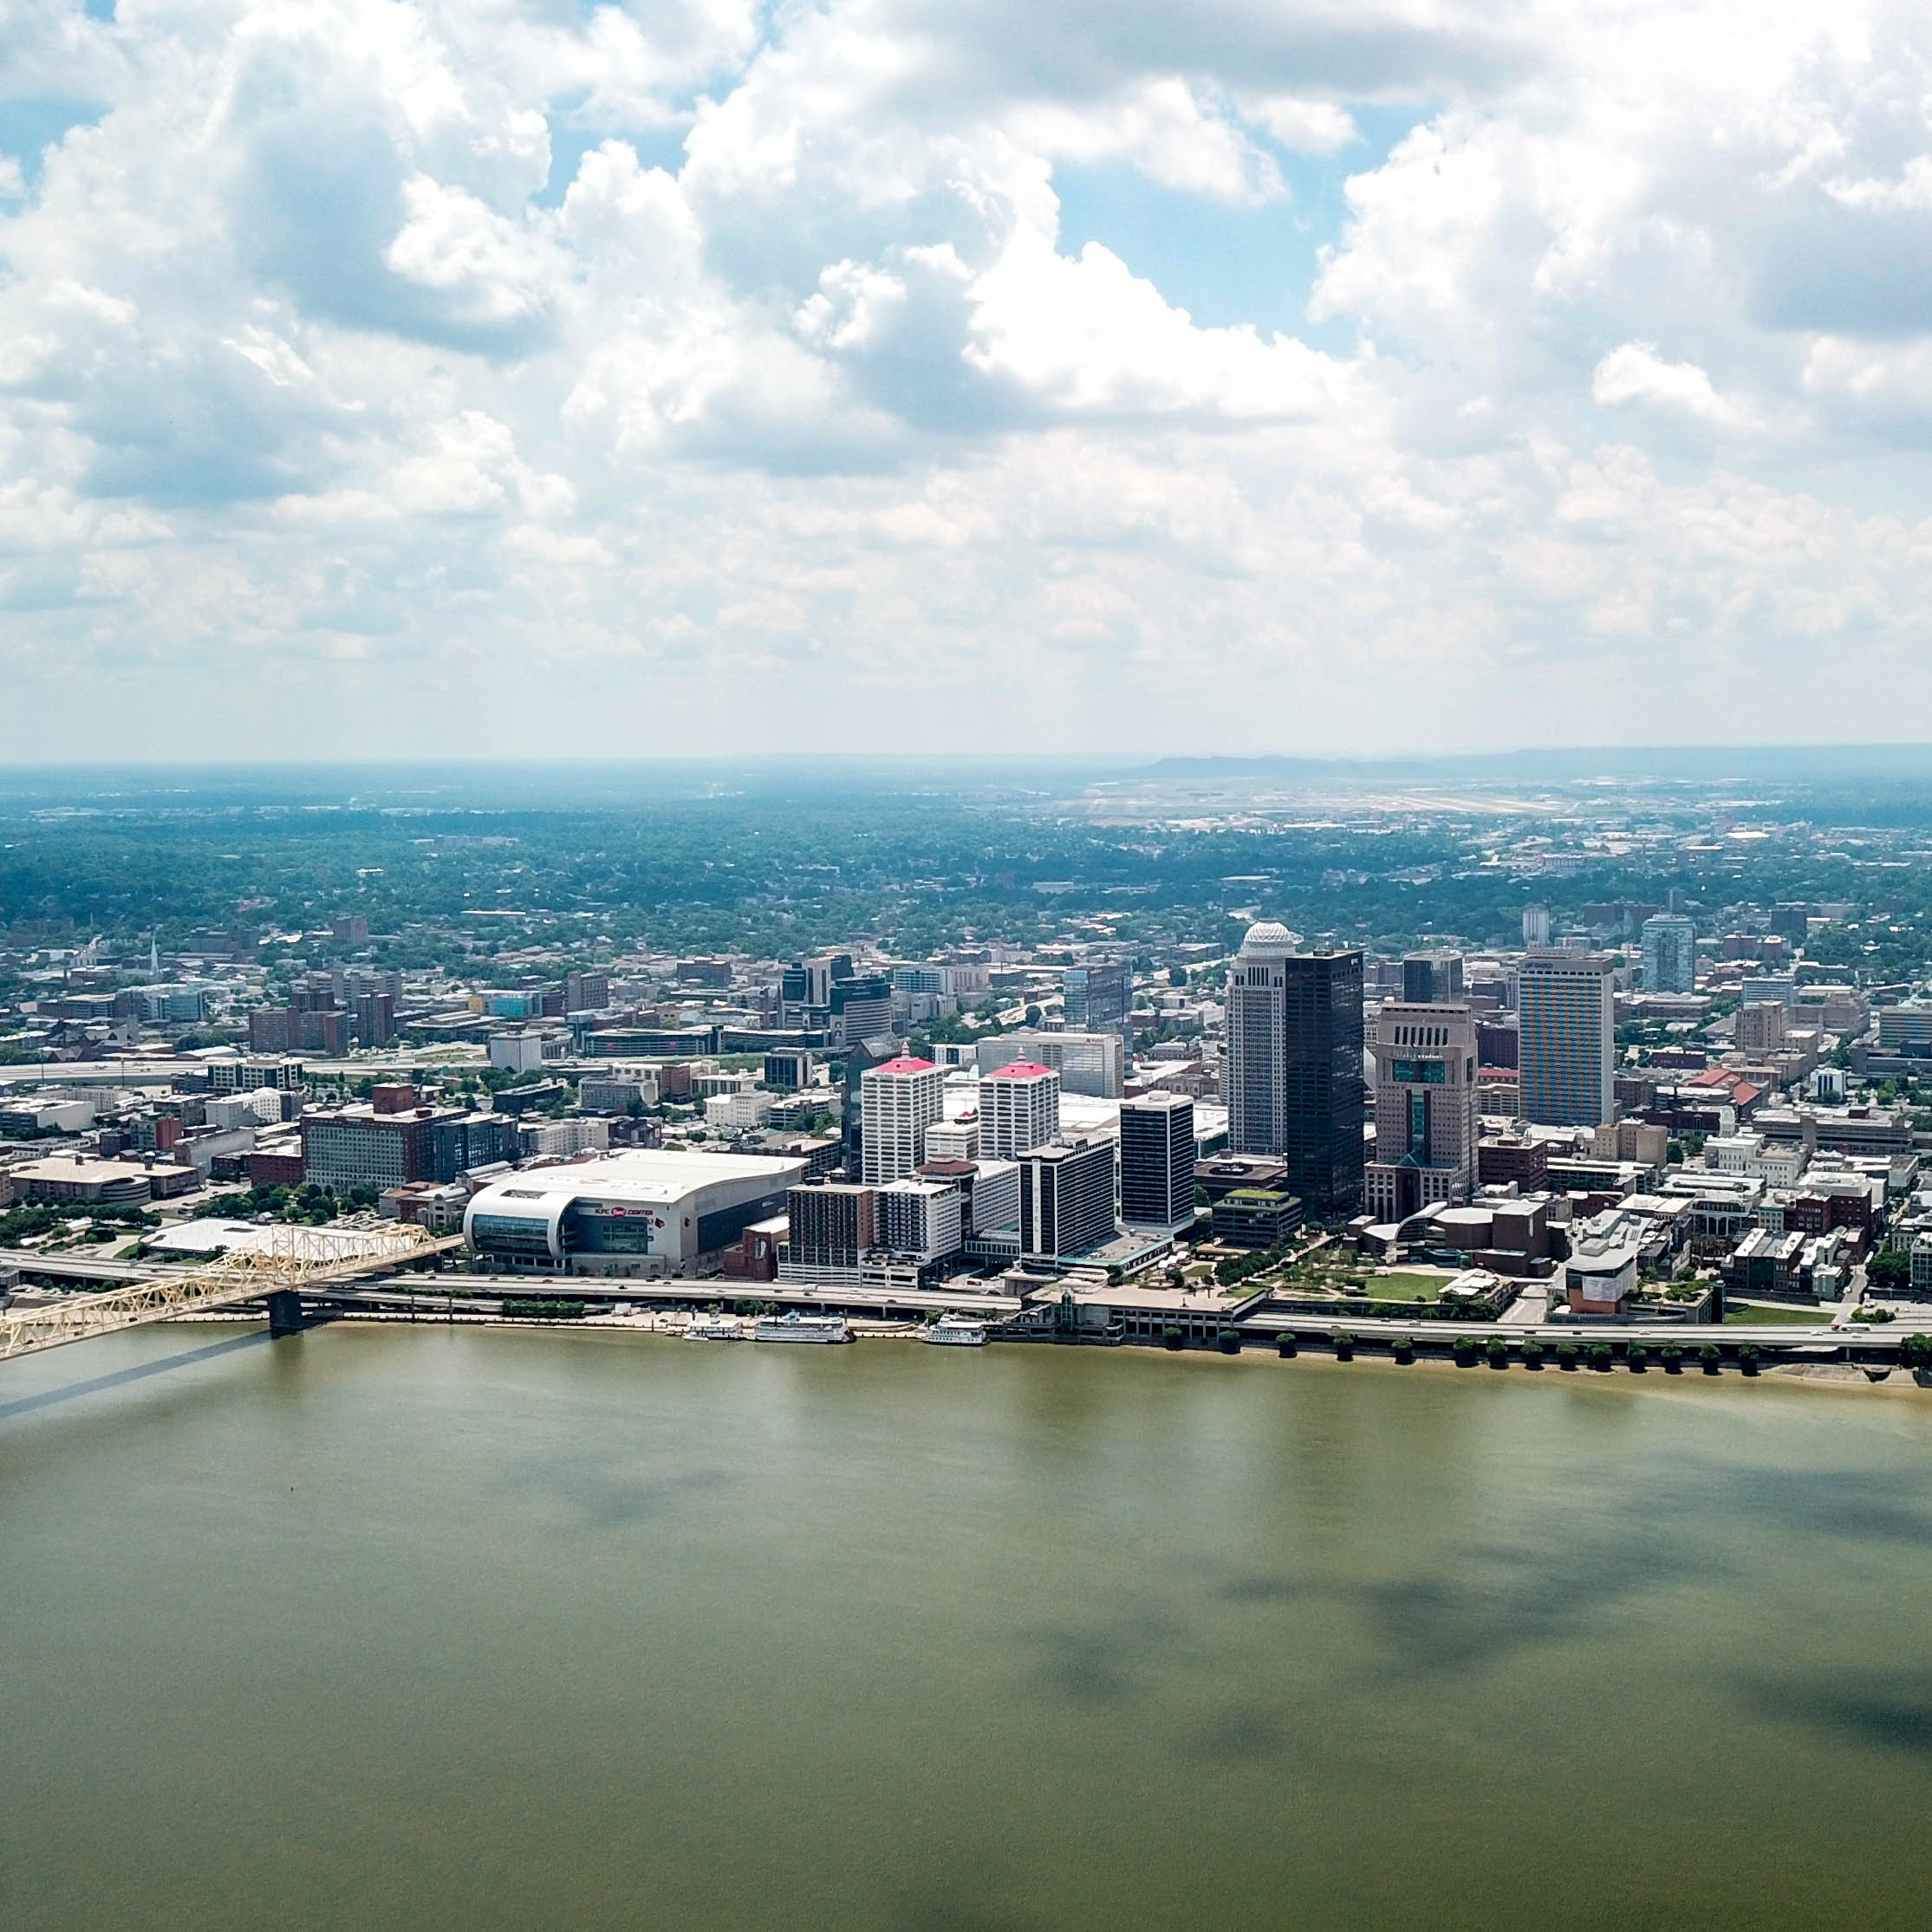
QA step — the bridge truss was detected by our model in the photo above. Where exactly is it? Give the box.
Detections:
[0,1223,448,1363]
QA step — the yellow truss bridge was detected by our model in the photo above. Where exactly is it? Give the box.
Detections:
[0,1223,464,1363]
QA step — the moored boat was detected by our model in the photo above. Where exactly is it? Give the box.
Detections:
[686,1311,745,1340]
[755,1311,853,1344]
[923,1315,989,1346]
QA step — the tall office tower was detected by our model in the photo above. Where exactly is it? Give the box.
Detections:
[564,971,610,1013]
[1518,952,1617,1126]
[353,991,395,1047]
[1018,1138,1117,1260]
[1523,907,1551,947]
[1402,952,1465,1005]
[978,1062,1061,1159]
[1734,1002,1787,1054]
[1119,1092,1195,1231]
[828,974,894,1049]
[1363,1002,1479,1222]
[860,1057,946,1185]
[1640,914,1698,994]
[786,1181,876,1274]
[1062,961,1133,1044]
[1225,923,1364,1217]
[798,954,852,1007]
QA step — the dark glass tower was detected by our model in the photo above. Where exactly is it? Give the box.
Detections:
[1282,950,1364,1218]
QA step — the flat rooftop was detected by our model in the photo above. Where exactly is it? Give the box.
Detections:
[476,1148,807,1204]
[11,1155,161,1185]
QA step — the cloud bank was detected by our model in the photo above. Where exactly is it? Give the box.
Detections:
[3,0,1931,755]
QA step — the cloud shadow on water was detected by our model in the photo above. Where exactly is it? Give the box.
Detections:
[1709,1466,1932,1552]
[1741,1672,1932,1761]
[1027,1628,1142,1708]
[501,1457,735,1530]
[1174,1703,1296,1765]
[1354,1522,1700,1677]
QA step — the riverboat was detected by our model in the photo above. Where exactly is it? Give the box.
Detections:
[923,1316,989,1346]
[686,1311,745,1340]
[755,1311,853,1344]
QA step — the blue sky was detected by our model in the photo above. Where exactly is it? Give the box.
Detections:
[2,1,1931,759]
[1053,106,1422,345]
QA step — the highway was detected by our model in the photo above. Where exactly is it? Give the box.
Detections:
[1232,1305,1901,1354]
[0,1246,172,1285]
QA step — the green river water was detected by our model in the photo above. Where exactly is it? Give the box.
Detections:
[3,1323,1930,1930]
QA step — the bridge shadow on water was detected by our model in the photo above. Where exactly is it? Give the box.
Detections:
[0,1330,273,1421]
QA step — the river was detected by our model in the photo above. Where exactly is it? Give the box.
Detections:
[3,1323,1930,1930]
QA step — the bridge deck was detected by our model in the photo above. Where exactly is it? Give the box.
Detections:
[0,1237,465,1363]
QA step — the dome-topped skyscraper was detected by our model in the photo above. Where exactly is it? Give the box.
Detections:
[1239,920,1297,954]
[1225,922,1364,1220]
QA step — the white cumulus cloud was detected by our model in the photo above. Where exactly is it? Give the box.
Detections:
[1,0,1931,755]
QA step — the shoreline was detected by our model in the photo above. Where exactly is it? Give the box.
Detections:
[156,1307,1932,1401]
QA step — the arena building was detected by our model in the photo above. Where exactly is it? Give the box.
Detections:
[465,1149,807,1278]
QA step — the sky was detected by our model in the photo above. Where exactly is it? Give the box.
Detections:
[3,0,1932,759]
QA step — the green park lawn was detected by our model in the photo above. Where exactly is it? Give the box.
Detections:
[1270,1270,1446,1304]
[1358,1272,1452,1302]
[1724,1302,1831,1325]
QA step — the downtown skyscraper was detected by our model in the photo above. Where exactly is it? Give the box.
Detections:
[1225,922,1364,1218]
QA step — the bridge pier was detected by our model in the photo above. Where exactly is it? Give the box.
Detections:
[265,1290,307,1337]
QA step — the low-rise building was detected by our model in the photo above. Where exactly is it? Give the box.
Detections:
[10,1154,158,1206]
[1704,1130,1807,1187]
[520,1119,611,1158]
[1564,1230,1642,1315]
[1476,1135,1549,1190]
[1211,1187,1302,1250]
[1911,1232,1932,1296]
[704,1090,777,1132]
[1726,1226,1809,1302]
[578,1074,660,1115]
[379,1181,470,1233]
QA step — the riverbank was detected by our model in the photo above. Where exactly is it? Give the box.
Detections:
[165,1304,1932,1399]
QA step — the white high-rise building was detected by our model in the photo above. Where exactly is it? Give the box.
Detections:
[860,1057,946,1185]
[1523,906,1551,947]
[875,1179,964,1264]
[967,1158,1021,1234]
[978,1062,1061,1160]
[1225,920,1296,1156]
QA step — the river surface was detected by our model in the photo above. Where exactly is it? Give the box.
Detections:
[4,1324,1932,1930]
